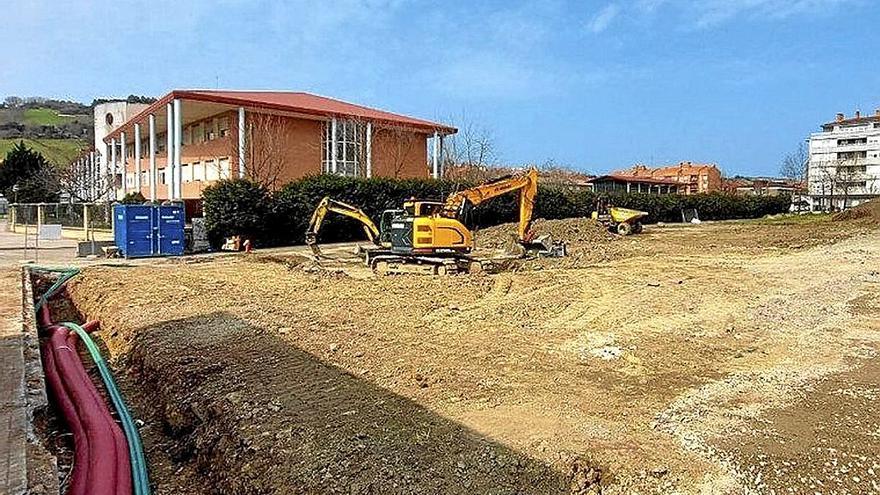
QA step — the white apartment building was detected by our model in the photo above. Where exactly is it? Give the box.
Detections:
[808,109,880,210]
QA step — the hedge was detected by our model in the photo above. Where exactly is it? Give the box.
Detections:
[202,176,791,247]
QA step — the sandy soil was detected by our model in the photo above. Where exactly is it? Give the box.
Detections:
[60,215,880,494]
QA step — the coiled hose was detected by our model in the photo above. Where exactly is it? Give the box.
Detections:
[32,265,151,495]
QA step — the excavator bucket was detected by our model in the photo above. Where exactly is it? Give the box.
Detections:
[508,234,567,258]
[525,234,567,257]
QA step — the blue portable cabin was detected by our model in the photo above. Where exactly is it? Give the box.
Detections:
[113,204,185,258]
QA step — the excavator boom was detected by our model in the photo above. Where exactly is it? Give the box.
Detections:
[442,169,538,241]
[305,197,382,255]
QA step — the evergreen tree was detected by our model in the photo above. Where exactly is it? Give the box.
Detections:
[0,141,59,202]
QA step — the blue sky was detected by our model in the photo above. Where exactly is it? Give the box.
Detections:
[3,0,879,176]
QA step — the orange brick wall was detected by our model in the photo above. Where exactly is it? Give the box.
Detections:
[371,125,429,179]
[120,112,430,200]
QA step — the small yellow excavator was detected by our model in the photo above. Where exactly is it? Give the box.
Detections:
[305,169,566,274]
[305,197,384,256]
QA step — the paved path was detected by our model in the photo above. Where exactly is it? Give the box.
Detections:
[0,223,78,494]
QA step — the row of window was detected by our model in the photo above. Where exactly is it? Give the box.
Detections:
[124,158,232,189]
[122,116,232,159]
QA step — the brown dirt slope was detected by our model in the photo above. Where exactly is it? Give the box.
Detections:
[60,218,880,494]
[833,198,880,223]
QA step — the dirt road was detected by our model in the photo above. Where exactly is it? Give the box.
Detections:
[60,217,880,494]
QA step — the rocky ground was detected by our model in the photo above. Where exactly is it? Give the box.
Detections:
[55,213,880,494]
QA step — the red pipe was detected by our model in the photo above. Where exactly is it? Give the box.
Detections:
[41,335,90,494]
[48,326,120,495]
[42,317,132,495]
[82,320,101,333]
[67,331,132,495]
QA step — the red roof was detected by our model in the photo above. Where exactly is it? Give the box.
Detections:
[105,89,456,142]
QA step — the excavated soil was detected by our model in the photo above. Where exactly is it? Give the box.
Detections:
[61,215,880,494]
[833,197,880,223]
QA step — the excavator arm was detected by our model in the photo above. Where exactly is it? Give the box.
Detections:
[305,197,382,255]
[442,168,538,241]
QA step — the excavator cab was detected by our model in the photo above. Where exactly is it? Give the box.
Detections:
[389,200,473,255]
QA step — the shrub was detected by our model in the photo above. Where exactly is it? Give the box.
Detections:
[120,192,146,204]
[202,179,272,247]
[202,175,792,247]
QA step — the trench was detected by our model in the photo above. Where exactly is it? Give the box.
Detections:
[34,265,605,494]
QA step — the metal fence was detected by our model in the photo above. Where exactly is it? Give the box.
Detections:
[10,203,114,232]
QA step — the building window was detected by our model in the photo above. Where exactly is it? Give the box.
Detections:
[219,118,229,138]
[181,163,192,182]
[194,161,205,181]
[205,159,219,181]
[837,151,867,160]
[322,119,364,177]
[219,158,231,179]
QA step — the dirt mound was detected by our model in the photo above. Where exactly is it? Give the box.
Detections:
[476,217,613,250]
[833,198,880,223]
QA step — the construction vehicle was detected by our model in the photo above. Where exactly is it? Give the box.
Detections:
[591,197,647,235]
[305,197,387,255]
[305,169,565,274]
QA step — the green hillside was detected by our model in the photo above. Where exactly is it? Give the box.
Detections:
[0,138,87,166]
[23,107,87,126]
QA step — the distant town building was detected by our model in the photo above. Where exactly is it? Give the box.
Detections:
[723,177,804,197]
[586,174,680,194]
[808,109,880,210]
[616,162,722,194]
[91,90,455,212]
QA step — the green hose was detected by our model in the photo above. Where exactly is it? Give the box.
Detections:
[62,322,151,495]
[30,266,80,312]
[29,265,151,495]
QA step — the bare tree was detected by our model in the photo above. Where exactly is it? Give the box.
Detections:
[372,123,418,178]
[440,114,497,169]
[780,142,809,183]
[231,113,291,190]
[56,151,117,202]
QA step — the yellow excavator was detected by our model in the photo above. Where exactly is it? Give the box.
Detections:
[305,197,384,256]
[305,169,565,274]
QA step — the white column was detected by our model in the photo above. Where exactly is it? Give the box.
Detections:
[104,143,111,201]
[89,151,95,201]
[134,123,142,193]
[238,106,246,178]
[120,131,127,195]
[173,99,182,200]
[439,135,445,177]
[148,114,157,202]
[166,102,174,200]
[110,138,117,200]
[432,131,439,179]
[331,118,338,174]
[365,122,372,178]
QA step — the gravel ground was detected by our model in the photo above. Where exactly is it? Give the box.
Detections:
[56,216,880,494]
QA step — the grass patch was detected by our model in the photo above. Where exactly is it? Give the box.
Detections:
[0,138,87,166]
[22,107,84,126]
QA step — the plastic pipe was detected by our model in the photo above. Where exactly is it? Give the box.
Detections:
[63,321,150,495]
[41,336,90,494]
[46,325,123,495]
[33,266,151,495]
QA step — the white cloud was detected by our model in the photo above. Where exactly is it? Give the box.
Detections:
[636,0,864,28]
[588,3,620,33]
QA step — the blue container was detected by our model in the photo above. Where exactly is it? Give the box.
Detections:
[113,204,185,258]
